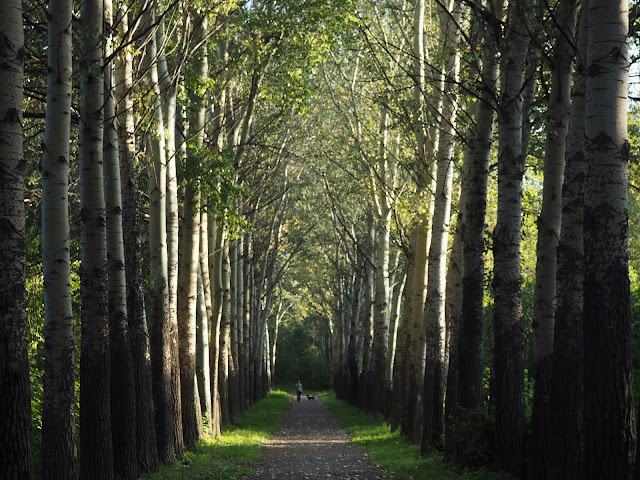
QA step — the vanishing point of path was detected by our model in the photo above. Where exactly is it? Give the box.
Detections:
[243,394,390,479]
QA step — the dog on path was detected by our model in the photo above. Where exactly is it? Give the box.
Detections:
[306,394,315,401]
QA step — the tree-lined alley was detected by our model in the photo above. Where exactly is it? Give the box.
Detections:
[1,0,639,479]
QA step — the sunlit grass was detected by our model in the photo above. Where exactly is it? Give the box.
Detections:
[143,390,291,480]
[319,392,516,480]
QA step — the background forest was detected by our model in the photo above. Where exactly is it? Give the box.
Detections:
[2,0,640,479]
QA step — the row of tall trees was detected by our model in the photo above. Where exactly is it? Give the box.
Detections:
[1,0,355,478]
[284,0,637,478]
[2,0,639,478]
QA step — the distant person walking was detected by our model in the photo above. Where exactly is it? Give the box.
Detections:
[296,380,303,402]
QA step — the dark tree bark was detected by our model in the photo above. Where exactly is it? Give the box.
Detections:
[115,8,159,472]
[78,0,114,476]
[104,2,136,477]
[0,1,34,476]
[548,7,587,474]
[528,0,579,478]
[582,1,635,478]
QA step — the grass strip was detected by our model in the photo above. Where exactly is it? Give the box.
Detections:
[319,392,516,480]
[143,390,291,480]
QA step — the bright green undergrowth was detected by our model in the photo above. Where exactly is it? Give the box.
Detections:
[319,392,516,480]
[143,390,291,480]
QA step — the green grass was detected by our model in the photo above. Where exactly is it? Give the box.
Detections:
[142,390,292,480]
[319,392,516,480]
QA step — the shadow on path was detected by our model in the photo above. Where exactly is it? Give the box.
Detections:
[243,394,389,479]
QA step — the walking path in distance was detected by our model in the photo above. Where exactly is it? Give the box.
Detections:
[243,393,390,479]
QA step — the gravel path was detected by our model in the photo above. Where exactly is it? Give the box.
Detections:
[243,394,390,479]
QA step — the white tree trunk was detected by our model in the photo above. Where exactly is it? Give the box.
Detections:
[114,7,158,471]
[529,0,579,476]
[208,218,225,438]
[146,6,175,463]
[422,0,461,452]
[104,1,136,476]
[78,0,113,475]
[40,0,75,474]
[196,214,213,423]
[549,3,588,477]
[177,180,201,449]
[582,1,634,477]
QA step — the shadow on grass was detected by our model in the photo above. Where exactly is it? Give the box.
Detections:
[142,390,292,480]
[319,392,517,480]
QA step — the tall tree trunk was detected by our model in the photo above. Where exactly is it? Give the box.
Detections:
[104,1,136,477]
[444,209,463,461]
[358,214,375,411]
[548,4,588,478]
[178,13,208,448]
[196,215,212,422]
[146,7,175,463]
[385,252,404,402]
[115,7,158,472]
[78,0,113,476]
[492,0,529,473]
[40,0,76,475]
[0,1,34,476]
[243,233,253,409]
[332,234,346,400]
[237,234,246,413]
[178,180,201,449]
[156,17,184,458]
[529,0,579,477]
[583,1,635,477]
[403,0,440,443]
[229,239,240,420]
[451,3,498,465]
[219,237,232,425]
[370,107,392,416]
[209,219,225,438]
[422,0,461,453]
[391,236,415,430]
[347,258,365,405]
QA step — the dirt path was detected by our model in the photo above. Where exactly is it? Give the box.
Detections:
[243,394,389,479]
